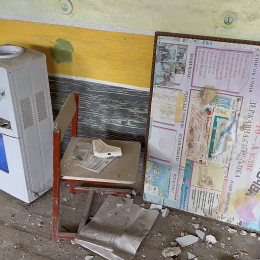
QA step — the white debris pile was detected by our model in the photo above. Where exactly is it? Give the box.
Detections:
[206,235,217,245]
[196,230,205,240]
[125,194,131,199]
[176,235,199,247]
[240,230,247,236]
[170,242,178,247]
[131,190,137,196]
[116,199,124,207]
[149,204,170,218]
[62,197,70,202]
[228,228,237,234]
[192,224,200,229]
[85,256,94,260]
[162,221,219,259]
[233,251,248,257]
[162,247,181,258]
[149,203,163,210]
[188,252,197,259]
[161,208,170,218]
[150,203,162,210]
[161,220,254,259]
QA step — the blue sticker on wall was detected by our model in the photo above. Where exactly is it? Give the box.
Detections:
[0,134,9,173]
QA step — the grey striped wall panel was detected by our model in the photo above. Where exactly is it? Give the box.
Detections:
[49,76,150,156]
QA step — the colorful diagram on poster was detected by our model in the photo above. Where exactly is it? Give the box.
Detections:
[144,161,171,198]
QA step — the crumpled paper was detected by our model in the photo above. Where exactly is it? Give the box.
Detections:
[75,195,158,260]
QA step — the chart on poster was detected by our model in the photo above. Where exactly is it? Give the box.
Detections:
[144,34,260,231]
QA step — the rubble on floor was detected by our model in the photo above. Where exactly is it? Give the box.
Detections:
[149,203,163,210]
[187,252,197,259]
[162,247,181,258]
[192,224,199,229]
[2,185,258,260]
[195,229,205,240]
[158,212,256,260]
[161,208,170,218]
[206,235,217,244]
[175,235,199,247]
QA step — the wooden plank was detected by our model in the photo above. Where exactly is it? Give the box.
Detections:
[0,19,154,88]
[77,190,94,232]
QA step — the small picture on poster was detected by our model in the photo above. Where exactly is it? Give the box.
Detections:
[144,161,171,198]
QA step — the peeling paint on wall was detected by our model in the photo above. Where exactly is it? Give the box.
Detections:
[49,38,74,64]
[1,0,260,40]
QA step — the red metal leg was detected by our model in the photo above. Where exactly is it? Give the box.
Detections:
[53,129,61,240]
[71,93,79,137]
[56,233,77,240]
[69,182,75,194]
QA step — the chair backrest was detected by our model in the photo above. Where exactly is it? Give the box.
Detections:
[54,93,77,141]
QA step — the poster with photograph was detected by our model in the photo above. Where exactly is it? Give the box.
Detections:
[144,34,260,231]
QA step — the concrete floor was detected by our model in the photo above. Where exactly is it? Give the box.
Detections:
[0,183,260,260]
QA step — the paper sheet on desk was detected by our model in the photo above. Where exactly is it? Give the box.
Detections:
[76,155,115,173]
[74,142,115,173]
[75,195,159,260]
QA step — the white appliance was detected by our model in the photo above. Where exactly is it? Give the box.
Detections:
[0,45,53,203]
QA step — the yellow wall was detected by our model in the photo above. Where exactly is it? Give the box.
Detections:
[0,19,154,88]
[1,1,260,88]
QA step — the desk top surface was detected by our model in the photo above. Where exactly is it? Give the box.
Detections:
[61,137,141,184]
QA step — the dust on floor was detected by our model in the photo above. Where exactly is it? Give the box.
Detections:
[0,183,259,260]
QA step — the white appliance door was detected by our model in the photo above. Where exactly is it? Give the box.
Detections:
[0,134,29,202]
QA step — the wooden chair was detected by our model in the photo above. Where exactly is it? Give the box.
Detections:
[53,93,141,240]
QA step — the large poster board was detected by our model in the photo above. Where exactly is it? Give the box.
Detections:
[143,33,260,231]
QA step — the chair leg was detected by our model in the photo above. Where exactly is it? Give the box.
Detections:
[69,182,75,194]
[53,130,61,240]
[53,175,60,240]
